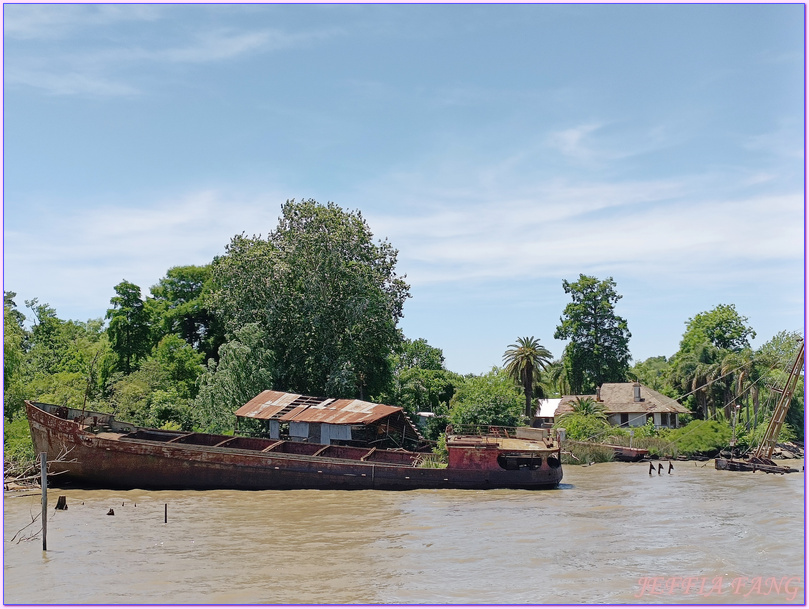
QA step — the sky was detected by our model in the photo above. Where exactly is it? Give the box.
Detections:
[2,3,805,375]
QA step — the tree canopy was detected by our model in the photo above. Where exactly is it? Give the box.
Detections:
[448,368,524,428]
[554,275,631,394]
[680,304,756,353]
[106,280,152,375]
[209,199,410,399]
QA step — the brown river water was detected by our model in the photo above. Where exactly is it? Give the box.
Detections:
[3,460,805,605]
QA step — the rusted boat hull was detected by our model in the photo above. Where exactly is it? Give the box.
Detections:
[26,401,563,491]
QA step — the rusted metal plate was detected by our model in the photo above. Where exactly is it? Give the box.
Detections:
[280,399,401,425]
[234,391,337,420]
[236,391,403,425]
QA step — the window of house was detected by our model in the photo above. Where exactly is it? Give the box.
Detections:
[620,413,629,426]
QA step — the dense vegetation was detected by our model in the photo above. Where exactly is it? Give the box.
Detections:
[3,200,803,467]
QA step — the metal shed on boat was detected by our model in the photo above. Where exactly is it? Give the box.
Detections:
[234,391,424,449]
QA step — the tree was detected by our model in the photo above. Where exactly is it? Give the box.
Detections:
[628,356,672,394]
[194,323,276,433]
[753,331,804,440]
[448,368,524,428]
[668,305,759,422]
[669,342,722,419]
[568,396,607,419]
[502,336,552,418]
[554,275,631,394]
[106,280,152,374]
[148,265,225,362]
[543,359,571,397]
[209,199,410,399]
[150,334,205,400]
[680,304,755,353]
[4,292,28,420]
[390,337,445,374]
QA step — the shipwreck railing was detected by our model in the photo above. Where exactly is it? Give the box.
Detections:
[446,425,520,438]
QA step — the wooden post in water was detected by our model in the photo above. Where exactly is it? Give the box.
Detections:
[164,503,167,524]
[40,452,47,551]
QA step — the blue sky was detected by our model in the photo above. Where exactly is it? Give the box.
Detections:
[3,3,805,375]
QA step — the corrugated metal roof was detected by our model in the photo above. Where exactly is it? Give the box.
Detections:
[234,391,402,425]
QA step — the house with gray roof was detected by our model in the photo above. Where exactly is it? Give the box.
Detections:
[554,382,690,429]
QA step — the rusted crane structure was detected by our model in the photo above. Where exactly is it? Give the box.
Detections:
[716,340,804,474]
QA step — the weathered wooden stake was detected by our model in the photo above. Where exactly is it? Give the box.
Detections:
[164,503,167,524]
[55,496,68,510]
[40,452,47,551]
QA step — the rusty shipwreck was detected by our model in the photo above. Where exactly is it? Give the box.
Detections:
[25,395,564,490]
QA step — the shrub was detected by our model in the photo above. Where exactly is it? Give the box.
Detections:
[667,420,731,456]
[554,412,611,441]
[736,420,797,450]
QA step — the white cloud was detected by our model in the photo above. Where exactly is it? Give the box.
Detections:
[4,68,140,97]
[5,6,341,98]
[3,190,287,320]
[547,122,604,162]
[3,5,162,40]
[367,183,803,289]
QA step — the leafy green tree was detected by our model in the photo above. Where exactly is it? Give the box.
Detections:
[383,368,462,413]
[448,368,524,428]
[752,331,804,440]
[19,298,113,411]
[25,299,65,375]
[4,292,28,420]
[554,275,631,394]
[375,337,460,440]
[210,199,410,399]
[669,305,760,422]
[148,265,225,362]
[680,304,756,353]
[628,356,672,394]
[195,323,276,433]
[106,280,152,374]
[105,335,204,429]
[502,336,552,418]
[391,337,445,374]
[150,334,205,400]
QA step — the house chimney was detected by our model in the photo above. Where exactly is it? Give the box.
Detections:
[596,386,601,402]
[633,382,642,402]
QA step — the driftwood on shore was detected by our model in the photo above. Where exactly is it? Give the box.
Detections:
[4,447,75,491]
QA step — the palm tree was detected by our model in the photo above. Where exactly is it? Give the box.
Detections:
[569,396,607,420]
[503,336,552,419]
[544,359,571,397]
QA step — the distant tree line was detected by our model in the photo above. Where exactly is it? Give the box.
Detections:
[4,199,803,464]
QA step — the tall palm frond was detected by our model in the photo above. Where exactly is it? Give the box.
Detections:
[503,336,552,419]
